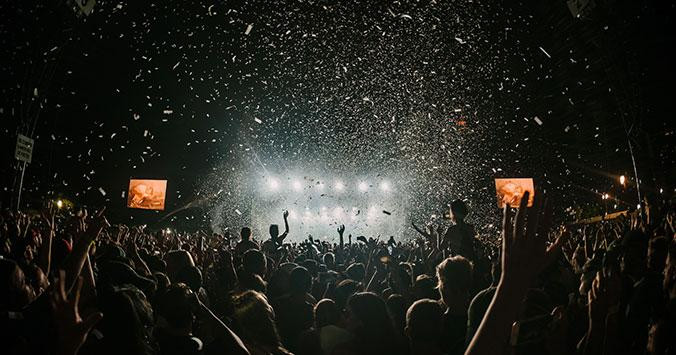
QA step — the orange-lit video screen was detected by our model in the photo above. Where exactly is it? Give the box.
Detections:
[127,179,167,210]
[495,178,534,208]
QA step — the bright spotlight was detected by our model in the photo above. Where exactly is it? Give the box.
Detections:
[619,175,626,185]
[358,181,368,192]
[380,181,390,191]
[292,180,302,191]
[335,181,345,191]
[268,178,279,190]
[56,200,64,209]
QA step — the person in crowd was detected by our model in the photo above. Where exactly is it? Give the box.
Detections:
[436,255,473,355]
[441,199,477,261]
[405,299,445,355]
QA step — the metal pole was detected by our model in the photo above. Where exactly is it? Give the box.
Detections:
[16,161,27,211]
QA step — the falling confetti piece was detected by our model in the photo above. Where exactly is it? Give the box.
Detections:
[98,187,106,196]
[534,116,543,125]
[539,46,551,58]
[244,24,253,35]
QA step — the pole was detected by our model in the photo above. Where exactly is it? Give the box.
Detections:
[16,161,27,211]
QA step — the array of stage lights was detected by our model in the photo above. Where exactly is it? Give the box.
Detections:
[264,177,392,193]
[249,176,406,240]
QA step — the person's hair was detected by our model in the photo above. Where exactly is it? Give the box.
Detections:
[386,294,407,334]
[347,292,396,342]
[289,266,312,295]
[346,262,365,282]
[436,256,473,293]
[98,285,155,355]
[241,227,252,240]
[176,266,203,292]
[243,249,267,276]
[335,279,363,311]
[406,299,444,343]
[233,291,288,352]
[154,283,195,330]
[323,252,335,267]
[269,224,279,237]
[450,199,469,219]
[239,273,267,293]
[314,298,340,328]
[164,250,195,281]
[0,258,30,311]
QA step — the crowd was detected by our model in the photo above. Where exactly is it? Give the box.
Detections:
[1,191,675,355]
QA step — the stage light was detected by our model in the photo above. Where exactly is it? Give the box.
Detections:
[335,181,345,191]
[292,180,302,191]
[56,200,63,209]
[358,181,368,192]
[268,178,279,190]
[619,175,626,185]
[380,181,390,191]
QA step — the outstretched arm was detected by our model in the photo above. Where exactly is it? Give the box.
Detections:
[277,210,290,245]
[466,191,561,355]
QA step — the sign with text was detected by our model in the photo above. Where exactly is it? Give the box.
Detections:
[127,179,167,210]
[15,134,34,163]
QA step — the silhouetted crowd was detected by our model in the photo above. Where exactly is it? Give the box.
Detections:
[1,193,675,355]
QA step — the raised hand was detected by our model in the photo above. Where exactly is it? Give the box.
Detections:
[500,191,559,289]
[283,210,289,219]
[50,270,103,355]
[466,190,561,355]
[337,224,345,235]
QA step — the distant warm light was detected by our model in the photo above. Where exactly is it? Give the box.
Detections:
[292,180,302,191]
[165,228,172,234]
[268,178,279,190]
[602,193,609,200]
[380,181,391,191]
[659,188,663,194]
[636,204,641,209]
[358,181,369,192]
[619,175,626,185]
[335,181,345,191]
[56,200,63,209]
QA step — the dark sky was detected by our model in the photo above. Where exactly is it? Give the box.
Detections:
[1,0,674,231]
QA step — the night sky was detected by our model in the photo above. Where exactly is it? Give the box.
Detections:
[1,1,674,235]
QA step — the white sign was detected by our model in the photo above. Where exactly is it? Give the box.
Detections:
[15,134,34,163]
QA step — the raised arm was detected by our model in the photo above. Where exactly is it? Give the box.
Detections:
[277,210,290,245]
[38,207,57,275]
[465,191,560,355]
[61,209,109,293]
